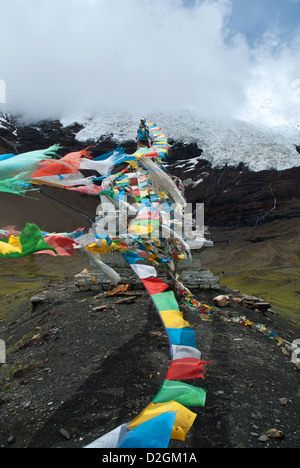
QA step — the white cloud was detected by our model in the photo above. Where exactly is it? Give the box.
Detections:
[0,0,299,126]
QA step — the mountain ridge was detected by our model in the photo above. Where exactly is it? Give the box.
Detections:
[1,113,300,231]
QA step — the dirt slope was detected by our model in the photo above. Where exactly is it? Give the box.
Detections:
[0,187,98,233]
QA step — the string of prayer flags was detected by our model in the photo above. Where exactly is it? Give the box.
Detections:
[2,119,213,448]
[123,249,207,445]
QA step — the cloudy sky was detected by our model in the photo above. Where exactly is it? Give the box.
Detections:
[0,0,300,125]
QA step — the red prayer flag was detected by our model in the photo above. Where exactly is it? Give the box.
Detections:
[141,278,170,295]
[165,357,209,381]
[65,184,105,195]
[36,235,78,257]
[32,148,92,178]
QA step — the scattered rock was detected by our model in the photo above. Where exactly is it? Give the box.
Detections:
[258,434,269,443]
[254,302,271,312]
[59,428,71,440]
[266,429,284,439]
[7,436,15,444]
[281,348,291,358]
[213,295,230,307]
[108,284,131,295]
[115,296,137,304]
[279,398,288,406]
[232,297,243,304]
[31,295,47,311]
[92,305,109,312]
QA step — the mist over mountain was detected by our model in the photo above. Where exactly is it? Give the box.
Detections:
[1,0,300,230]
[0,0,300,127]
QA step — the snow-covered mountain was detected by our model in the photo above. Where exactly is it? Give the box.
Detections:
[1,109,299,172]
[60,110,300,172]
[1,110,300,229]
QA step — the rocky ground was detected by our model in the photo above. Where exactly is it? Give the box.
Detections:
[0,115,300,449]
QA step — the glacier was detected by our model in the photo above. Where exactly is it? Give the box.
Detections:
[60,110,300,173]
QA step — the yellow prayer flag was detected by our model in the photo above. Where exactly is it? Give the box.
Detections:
[128,401,197,441]
[159,310,191,329]
[86,241,112,255]
[0,236,22,255]
[128,224,152,235]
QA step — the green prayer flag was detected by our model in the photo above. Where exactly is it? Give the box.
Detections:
[0,223,57,258]
[132,219,160,227]
[152,380,207,407]
[151,290,180,311]
[100,189,116,199]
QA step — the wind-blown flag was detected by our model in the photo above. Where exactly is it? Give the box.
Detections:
[165,357,208,381]
[0,153,16,162]
[127,401,197,442]
[0,145,61,195]
[36,235,79,257]
[119,412,176,449]
[31,147,92,178]
[0,223,57,258]
[29,147,96,191]
[152,380,207,407]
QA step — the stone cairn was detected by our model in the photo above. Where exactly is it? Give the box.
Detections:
[74,237,220,293]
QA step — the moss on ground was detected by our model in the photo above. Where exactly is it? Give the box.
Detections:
[0,279,49,324]
[201,219,300,324]
[0,255,75,324]
[218,268,300,321]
